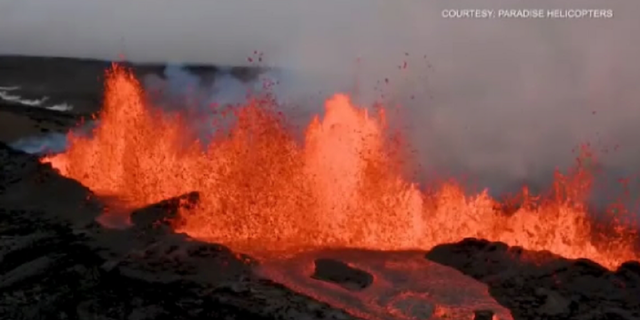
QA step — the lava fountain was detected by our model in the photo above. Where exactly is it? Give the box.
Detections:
[43,64,639,270]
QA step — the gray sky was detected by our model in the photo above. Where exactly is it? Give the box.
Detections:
[1,0,640,200]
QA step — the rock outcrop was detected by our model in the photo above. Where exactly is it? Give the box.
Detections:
[0,142,359,320]
[311,258,374,291]
[426,238,640,320]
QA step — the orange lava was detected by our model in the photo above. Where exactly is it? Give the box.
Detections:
[42,65,639,269]
[256,249,514,320]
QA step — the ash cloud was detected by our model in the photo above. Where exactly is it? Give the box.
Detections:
[2,0,640,209]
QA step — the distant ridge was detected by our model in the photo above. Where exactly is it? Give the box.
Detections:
[0,54,269,130]
[0,54,266,83]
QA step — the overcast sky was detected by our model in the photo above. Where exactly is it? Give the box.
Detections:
[0,1,634,64]
[1,0,640,200]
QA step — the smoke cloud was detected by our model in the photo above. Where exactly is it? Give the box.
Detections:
[2,0,640,209]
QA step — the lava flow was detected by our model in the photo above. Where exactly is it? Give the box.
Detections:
[43,64,639,269]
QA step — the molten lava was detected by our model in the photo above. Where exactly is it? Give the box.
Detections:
[257,250,515,320]
[43,65,639,269]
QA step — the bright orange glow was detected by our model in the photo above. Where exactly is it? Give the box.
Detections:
[42,65,639,269]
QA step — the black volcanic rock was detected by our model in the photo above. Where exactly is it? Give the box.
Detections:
[311,258,374,291]
[0,142,361,320]
[473,309,495,320]
[616,261,640,285]
[0,100,80,143]
[426,238,640,320]
[130,191,200,230]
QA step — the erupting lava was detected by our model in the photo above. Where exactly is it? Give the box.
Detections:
[43,65,639,269]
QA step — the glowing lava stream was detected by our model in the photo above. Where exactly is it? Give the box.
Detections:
[43,65,639,270]
[257,249,514,320]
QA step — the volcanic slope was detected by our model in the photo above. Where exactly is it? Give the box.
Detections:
[0,142,360,320]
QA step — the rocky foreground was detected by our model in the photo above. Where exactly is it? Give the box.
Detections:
[427,240,640,319]
[0,142,358,320]
[1,141,639,320]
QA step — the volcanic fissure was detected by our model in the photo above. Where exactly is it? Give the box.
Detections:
[42,65,639,270]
